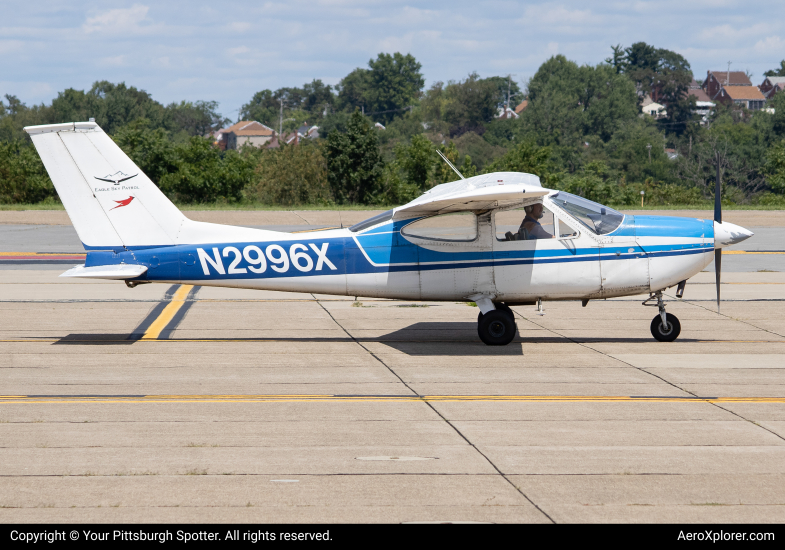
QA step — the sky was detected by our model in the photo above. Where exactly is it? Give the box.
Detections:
[1,1,784,120]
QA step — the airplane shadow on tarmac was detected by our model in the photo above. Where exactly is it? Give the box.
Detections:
[52,322,695,355]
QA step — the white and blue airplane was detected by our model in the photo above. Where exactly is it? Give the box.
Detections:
[25,121,753,345]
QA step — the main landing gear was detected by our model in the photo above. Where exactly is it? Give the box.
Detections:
[644,291,681,342]
[477,304,516,346]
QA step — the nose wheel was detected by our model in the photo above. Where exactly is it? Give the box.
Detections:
[650,312,681,342]
[644,291,681,342]
[477,305,517,346]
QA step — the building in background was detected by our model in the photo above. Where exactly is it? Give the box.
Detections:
[495,105,519,119]
[760,76,785,99]
[222,121,275,150]
[687,81,715,124]
[702,71,752,100]
[714,86,766,110]
[641,95,667,118]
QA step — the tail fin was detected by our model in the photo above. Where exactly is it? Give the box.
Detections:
[25,121,185,250]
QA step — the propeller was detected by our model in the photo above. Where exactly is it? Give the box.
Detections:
[715,154,722,314]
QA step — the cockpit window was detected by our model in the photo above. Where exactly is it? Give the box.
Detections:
[349,209,394,232]
[550,192,623,235]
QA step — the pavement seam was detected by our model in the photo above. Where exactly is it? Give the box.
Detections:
[314,296,556,524]
[514,309,785,445]
[658,294,785,443]
[664,292,785,340]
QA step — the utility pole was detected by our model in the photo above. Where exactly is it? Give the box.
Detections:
[279,98,283,136]
[726,61,731,86]
[505,74,517,114]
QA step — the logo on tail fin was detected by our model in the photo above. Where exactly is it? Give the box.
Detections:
[110,196,135,210]
[95,171,137,185]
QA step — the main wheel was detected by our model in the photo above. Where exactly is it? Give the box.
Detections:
[650,313,681,342]
[478,310,517,346]
[478,303,515,323]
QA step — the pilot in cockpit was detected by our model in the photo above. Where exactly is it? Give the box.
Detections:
[520,203,553,240]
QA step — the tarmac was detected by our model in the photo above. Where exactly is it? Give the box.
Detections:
[0,210,784,523]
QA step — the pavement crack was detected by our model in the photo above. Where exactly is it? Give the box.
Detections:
[664,292,785,340]
[314,296,556,524]
[515,308,785,444]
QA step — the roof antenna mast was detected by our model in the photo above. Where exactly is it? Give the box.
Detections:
[436,150,465,180]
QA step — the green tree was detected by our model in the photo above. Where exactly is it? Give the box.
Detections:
[239,89,278,128]
[70,81,168,134]
[335,53,424,123]
[324,110,385,204]
[764,61,785,77]
[443,73,497,135]
[113,119,178,184]
[114,119,255,203]
[486,140,551,179]
[166,100,227,138]
[481,76,522,109]
[764,140,785,193]
[396,133,434,190]
[522,56,638,170]
[335,68,370,113]
[301,79,334,114]
[364,53,424,123]
[159,137,255,203]
[0,140,54,203]
[252,142,332,206]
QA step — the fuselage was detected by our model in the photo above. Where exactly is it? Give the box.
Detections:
[87,195,721,303]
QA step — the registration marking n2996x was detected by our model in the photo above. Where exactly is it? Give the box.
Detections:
[196,243,336,276]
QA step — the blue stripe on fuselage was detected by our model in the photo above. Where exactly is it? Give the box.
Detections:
[82,215,713,281]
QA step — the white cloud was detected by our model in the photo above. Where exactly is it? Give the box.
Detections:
[98,55,127,67]
[83,4,151,35]
[697,23,775,44]
[3,0,785,116]
[755,36,785,52]
[0,40,24,54]
[226,22,251,33]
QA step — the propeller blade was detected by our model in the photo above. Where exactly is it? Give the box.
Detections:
[715,153,722,313]
[715,154,722,224]
[715,248,722,313]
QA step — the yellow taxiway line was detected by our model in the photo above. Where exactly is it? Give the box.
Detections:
[0,395,782,404]
[140,285,193,340]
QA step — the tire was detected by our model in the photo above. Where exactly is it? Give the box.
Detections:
[478,310,517,346]
[650,313,681,342]
[478,303,515,323]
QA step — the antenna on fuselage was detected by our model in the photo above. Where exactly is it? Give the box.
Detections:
[436,150,465,180]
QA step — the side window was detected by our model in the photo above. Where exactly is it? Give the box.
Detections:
[495,204,555,241]
[402,212,477,242]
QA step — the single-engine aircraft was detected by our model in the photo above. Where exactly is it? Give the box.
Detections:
[25,121,753,345]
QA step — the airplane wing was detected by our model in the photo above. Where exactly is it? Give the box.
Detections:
[392,172,550,220]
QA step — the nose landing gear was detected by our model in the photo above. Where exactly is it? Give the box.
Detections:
[644,291,681,342]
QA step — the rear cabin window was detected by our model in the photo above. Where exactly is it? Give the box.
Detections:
[349,210,394,232]
[402,212,478,242]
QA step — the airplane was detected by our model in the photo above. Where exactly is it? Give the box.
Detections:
[24,120,754,345]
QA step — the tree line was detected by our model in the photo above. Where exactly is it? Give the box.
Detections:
[2,47,785,207]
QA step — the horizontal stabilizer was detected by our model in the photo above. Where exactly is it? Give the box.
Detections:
[60,264,148,280]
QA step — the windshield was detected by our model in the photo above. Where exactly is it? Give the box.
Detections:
[349,209,394,232]
[550,192,623,235]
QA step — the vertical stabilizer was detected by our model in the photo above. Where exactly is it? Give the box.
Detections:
[25,122,185,250]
